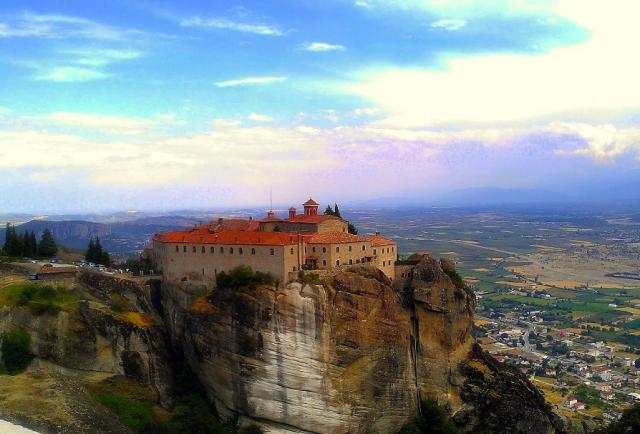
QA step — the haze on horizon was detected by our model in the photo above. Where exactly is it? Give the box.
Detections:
[1,0,640,213]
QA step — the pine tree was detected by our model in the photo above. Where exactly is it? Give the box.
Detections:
[348,223,358,235]
[30,232,38,257]
[86,238,96,263]
[333,203,341,218]
[38,229,58,258]
[324,205,334,216]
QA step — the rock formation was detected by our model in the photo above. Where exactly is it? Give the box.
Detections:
[159,254,582,433]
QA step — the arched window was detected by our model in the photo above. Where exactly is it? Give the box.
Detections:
[290,248,294,255]
[201,246,205,253]
[336,246,340,253]
[293,266,297,271]
[312,247,316,253]
[348,245,352,252]
[210,247,214,253]
[373,249,377,255]
[322,247,326,253]
[220,247,224,254]
[175,245,179,252]
[336,260,340,266]
[270,248,274,255]
[183,246,187,253]
[251,248,256,255]
[349,259,353,265]
[322,260,327,266]
[239,247,243,255]
[192,246,196,253]
[229,247,234,254]
[361,245,365,251]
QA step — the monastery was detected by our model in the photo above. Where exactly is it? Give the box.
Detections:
[153,198,397,285]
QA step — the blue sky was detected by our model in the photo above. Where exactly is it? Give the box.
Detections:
[1,0,639,212]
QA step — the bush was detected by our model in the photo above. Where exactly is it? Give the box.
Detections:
[596,402,640,433]
[1,329,33,375]
[398,398,459,434]
[216,265,274,289]
[297,270,321,285]
[11,283,70,316]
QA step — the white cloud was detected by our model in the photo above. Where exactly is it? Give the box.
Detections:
[64,48,143,67]
[551,122,640,162]
[303,42,347,52]
[180,17,283,36]
[353,107,380,117]
[430,18,467,31]
[44,112,156,135]
[215,76,287,88]
[34,67,109,82]
[0,13,145,40]
[248,113,273,122]
[350,0,640,128]
[355,1,372,9]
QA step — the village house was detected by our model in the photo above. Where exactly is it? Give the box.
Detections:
[152,198,398,286]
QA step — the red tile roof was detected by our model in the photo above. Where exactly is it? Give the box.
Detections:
[206,218,259,232]
[307,231,368,244]
[37,266,78,275]
[154,230,299,246]
[303,198,319,206]
[367,235,396,247]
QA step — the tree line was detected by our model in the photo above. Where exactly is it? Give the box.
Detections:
[2,223,58,258]
[85,237,111,267]
[324,203,359,235]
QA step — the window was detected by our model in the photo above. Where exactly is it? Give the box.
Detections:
[356,259,360,263]
[312,247,316,253]
[322,260,327,266]
[293,266,297,271]
[270,248,274,256]
[239,247,243,255]
[251,248,256,255]
[229,247,234,254]
[220,247,224,254]
[362,245,365,251]
[336,246,340,253]
[336,260,340,266]
[210,247,214,253]
[192,246,196,253]
[348,245,352,252]
[201,246,205,253]
[290,248,294,255]
[392,247,395,252]
[349,259,353,265]
[373,249,377,255]
[183,246,187,253]
[175,245,179,252]
[322,247,326,253]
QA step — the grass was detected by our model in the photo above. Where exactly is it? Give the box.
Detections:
[89,376,244,434]
[0,282,78,315]
[1,329,33,375]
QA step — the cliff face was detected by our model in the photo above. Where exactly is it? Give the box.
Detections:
[159,255,574,433]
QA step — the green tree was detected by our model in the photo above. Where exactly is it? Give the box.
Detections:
[596,402,640,433]
[1,329,33,375]
[324,205,335,215]
[38,229,58,258]
[3,223,22,257]
[398,398,459,434]
[348,223,358,235]
[333,203,341,218]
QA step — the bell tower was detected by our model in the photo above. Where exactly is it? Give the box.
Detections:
[303,198,319,216]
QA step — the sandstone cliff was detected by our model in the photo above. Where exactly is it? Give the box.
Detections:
[159,254,581,433]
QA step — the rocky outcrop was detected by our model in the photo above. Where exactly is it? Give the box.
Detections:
[159,254,572,433]
[0,272,174,407]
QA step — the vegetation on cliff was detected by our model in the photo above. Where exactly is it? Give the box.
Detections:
[215,265,273,289]
[398,398,459,434]
[1,282,78,315]
[1,329,33,375]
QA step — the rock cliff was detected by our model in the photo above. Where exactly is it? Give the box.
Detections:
[159,254,581,433]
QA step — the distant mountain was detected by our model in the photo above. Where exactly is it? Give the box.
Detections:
[434,188,570,206]
[0,216,200,256]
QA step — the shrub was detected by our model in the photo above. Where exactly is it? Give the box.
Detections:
[1,329,33,375]
[216,266,274,289]
[297,270,321,285]
[10,283,70,316]
[398,398,459,434]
